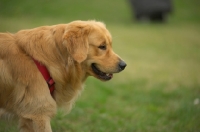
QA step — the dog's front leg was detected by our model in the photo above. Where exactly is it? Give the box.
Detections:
[19,116,52,132]
[32,116,52,132]
[19,118,34,132]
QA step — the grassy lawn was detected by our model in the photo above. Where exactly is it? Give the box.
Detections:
[0,0,200,132]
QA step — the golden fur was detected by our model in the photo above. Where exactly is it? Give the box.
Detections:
[0,20,126,132]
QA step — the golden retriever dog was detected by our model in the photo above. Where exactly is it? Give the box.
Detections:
[0,20,126,132]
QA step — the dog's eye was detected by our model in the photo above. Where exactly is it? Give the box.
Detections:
[98,45,106,50]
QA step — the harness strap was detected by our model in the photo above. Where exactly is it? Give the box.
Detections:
[33,59,55,95]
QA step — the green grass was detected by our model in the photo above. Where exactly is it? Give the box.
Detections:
[0,0,200,132]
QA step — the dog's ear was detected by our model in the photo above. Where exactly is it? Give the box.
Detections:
[63,22,90,63]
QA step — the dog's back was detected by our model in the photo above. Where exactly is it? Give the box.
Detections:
[0,33,15,57]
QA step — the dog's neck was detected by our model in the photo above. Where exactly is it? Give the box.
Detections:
[15,26,88,99]
[33,58,55,95]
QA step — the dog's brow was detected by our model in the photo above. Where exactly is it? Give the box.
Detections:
[100,41,106,45]
[106,37,112,46]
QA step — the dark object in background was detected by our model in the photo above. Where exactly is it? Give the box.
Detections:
[129,0,173,22]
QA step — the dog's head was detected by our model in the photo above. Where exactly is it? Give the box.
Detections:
[63,20,126,81]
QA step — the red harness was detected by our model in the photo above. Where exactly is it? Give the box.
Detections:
[33,59,55,95]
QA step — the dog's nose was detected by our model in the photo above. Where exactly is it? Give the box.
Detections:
[119,60,127,71]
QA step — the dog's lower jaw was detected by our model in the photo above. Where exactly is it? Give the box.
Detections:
[91,63,113,81]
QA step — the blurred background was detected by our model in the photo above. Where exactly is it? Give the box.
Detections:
[0,0,200,131]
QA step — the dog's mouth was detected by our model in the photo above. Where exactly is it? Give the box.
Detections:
[91,63,113,81]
